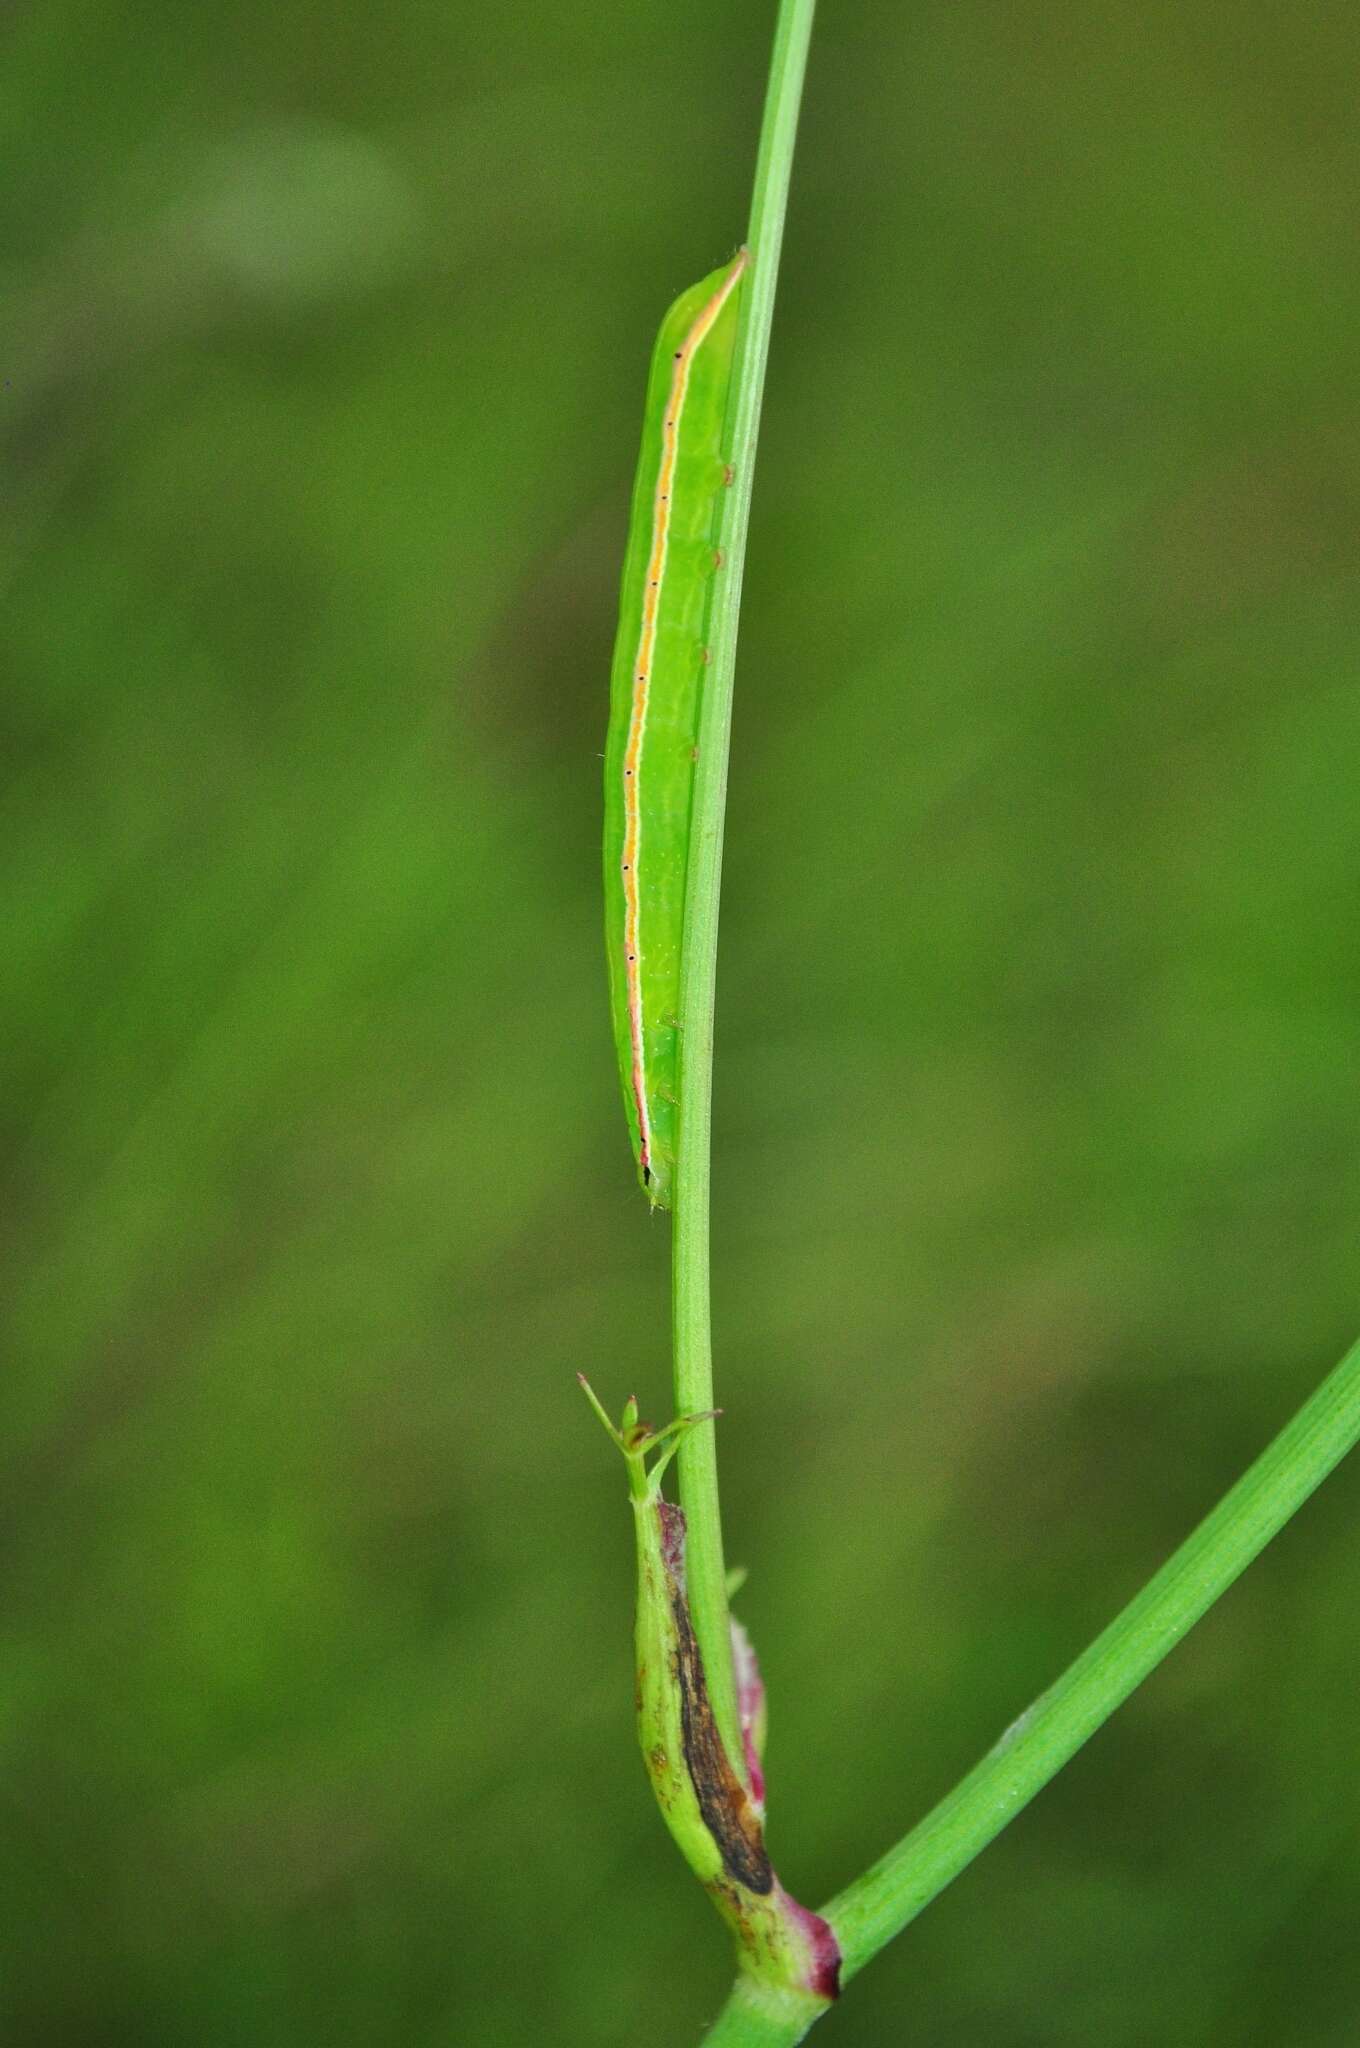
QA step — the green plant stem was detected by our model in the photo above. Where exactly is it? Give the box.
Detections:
[672,0,816,1776]
[698,1332,1360,2042]
[700,1979,825,2048]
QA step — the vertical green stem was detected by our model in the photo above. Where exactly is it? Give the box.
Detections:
[672,0,817,1774]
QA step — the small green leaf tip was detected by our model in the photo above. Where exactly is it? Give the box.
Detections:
[577,1373,624,1449]
[578,1376,720,1500]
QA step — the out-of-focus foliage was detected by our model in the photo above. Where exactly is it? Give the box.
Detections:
[3,3,1358,2043]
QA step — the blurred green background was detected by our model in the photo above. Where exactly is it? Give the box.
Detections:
[4,2,1358,2042]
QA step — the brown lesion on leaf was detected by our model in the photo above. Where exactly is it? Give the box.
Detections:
[667,1579,774,1895]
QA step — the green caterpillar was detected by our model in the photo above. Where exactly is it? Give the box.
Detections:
[603,251,747,1209]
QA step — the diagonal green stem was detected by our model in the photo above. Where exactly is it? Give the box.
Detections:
[698,1332,1360,2042]
[672,0,816,1775]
